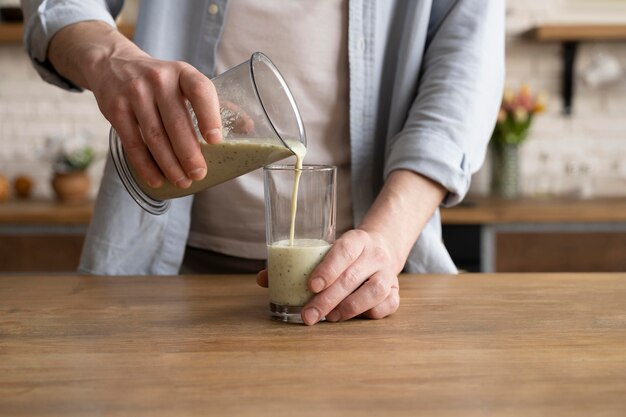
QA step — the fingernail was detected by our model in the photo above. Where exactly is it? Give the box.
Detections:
[302,308,320,325]
[205,128,222,143]
[187,167,207,181]
[148,177,163,188]
[175,176,192,188]
[326,310,341,322]
[310,277,325,293]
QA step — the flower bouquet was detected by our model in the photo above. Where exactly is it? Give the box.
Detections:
[490,85,546,198]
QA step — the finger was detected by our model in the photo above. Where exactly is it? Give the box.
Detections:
[326,272,394,322]
[156,91,207,181]
[361,283,400,320]
[179,65,222,144]
[302,251,380,325]
[308,229,367,293]
[256,269,268,288]
[130,87,191,188]
[111,109,164,188]
[223,101,254,135]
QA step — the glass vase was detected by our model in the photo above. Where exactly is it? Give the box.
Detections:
[491,143,520,199]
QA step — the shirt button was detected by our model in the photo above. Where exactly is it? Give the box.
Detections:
[208,3,219,15]
[356,37,365,52]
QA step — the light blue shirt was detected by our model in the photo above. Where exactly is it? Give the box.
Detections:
[21,0,505,274]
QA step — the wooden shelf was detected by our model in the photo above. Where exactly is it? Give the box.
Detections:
[527,23,626,115]
[0,22,134,43]
[0,22,22,43]
[0,200,93,225]
[530,23,626,42]
[441,197,626,225]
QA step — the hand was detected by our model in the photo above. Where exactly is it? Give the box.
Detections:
[302,229,400,325]
[256,229,401,326]
[90,53,222,189]
[48,21,222,189]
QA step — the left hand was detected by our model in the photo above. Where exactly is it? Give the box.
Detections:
[256,229,400,325]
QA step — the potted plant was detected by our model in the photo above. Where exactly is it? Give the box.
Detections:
[490,85,546,199]
[46,134,96,203]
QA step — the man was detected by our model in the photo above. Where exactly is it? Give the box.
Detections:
[21,0,504,325]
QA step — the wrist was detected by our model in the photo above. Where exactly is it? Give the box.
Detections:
[48,21,143,91]
[355,227,406,274]
[357,170,447,273]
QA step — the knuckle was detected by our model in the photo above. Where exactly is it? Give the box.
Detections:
[367,308,384,320]
[122,136,143,151]
[341,298,360,317]
[336,239,360,263]
[143,126,166,147]
[369,276,390,299]
[347,229,368,241]
[124,77,145,100]
[170,114,193,135]
[186,79,208,99]
[175,60,193,72]
[389,292,400,313]
[371,245,388,263]
[340,267,361,291]
[107,96,131,119]
[145,67,166,86]
[316,292,336,311]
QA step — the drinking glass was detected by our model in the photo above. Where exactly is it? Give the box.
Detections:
[264,164,337,323]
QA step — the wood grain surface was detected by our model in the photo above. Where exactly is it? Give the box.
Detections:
[1,274,625,416]
[530,24,626,41]
[440,197,626,224]
[3,197,625,226]
[0,200,92,225]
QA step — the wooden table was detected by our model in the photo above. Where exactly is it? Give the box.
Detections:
[1,274,625,416]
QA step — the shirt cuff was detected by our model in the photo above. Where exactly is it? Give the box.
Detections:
[23,0,117,91]
[383,130,471,207]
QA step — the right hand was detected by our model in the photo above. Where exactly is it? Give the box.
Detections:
[43,19,225,190]
[89,52,222,189]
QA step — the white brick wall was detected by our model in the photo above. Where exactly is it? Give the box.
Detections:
[0,0,625,200]
[470,0,626,198]
[0,45,109,199]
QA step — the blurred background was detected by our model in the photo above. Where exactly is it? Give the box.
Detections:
[0,0,624,273]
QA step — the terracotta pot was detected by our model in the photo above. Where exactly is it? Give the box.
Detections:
[51,171,90,203]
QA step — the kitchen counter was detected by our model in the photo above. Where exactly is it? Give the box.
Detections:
[1,273,625,416]
[440,197,626,272]
[2,198,625,272]
[0,199,92,225]
[0,200,92,272]
[3,197,626,225]
[440,196,626,224]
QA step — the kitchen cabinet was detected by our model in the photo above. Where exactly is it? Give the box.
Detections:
[0,200,92,272]
[441,197,626,272]
[3,197,625,273]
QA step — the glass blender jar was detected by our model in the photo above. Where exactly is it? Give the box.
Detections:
[109,52,306,215]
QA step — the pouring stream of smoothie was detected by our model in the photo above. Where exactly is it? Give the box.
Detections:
[289,150,305,245]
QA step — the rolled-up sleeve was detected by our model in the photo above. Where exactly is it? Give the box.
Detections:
[21,0,118,91]
[384,0,505,206]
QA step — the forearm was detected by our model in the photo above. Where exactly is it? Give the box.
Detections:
[357,169,446,274]
[47,20,146,91]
